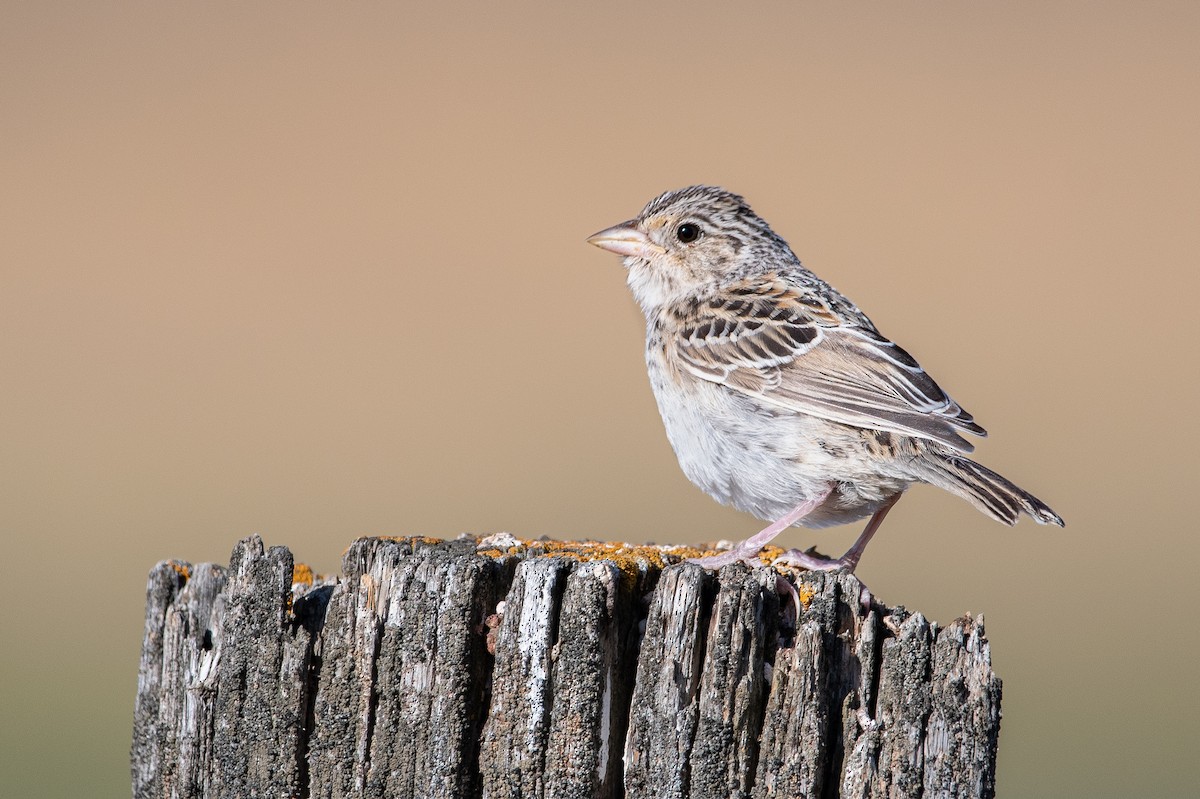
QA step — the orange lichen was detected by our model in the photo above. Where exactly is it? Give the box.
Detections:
[463,536,716,593]
[758,545,786,565]
[379,535,444,546]
[292,563,314,587]
[169,561,191,581]
[540,539,679,572]
[797,584,816,609]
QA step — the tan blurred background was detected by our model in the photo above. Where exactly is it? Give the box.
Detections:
[2,2,1197,796]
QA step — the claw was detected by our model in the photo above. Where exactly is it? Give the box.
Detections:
[775,573,802,622]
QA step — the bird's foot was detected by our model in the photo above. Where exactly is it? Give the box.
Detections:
[773,493,902,577]
[685,488,835,571]
[685,539,770,569]
[773,547,859,573]
[774,548,874,613]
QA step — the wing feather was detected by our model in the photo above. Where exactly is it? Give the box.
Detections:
[669,278,986,452]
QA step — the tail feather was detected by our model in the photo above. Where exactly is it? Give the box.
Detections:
[925,455,1064,527]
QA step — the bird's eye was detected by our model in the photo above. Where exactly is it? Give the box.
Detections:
[676,223,702,244]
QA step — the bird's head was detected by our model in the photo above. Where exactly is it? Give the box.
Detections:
[587,185,793,314]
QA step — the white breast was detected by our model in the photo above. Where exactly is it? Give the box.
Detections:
[643,345,909,528]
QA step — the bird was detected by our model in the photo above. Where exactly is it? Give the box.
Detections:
[587,185,1063,572]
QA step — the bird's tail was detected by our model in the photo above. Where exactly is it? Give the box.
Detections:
[921,454,1064,527]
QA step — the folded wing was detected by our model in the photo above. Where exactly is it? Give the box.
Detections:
[669,277,987,452]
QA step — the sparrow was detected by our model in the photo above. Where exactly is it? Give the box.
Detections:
[587,185,1063,572]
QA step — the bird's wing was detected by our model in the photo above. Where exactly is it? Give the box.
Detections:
[667,276,987,452]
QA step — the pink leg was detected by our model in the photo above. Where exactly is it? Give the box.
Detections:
[687,485,834,569]
[775,493,902,573]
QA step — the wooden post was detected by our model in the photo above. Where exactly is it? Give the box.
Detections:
[132,535,1001,799]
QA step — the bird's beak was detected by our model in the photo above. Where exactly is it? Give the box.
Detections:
[586,222,665,258]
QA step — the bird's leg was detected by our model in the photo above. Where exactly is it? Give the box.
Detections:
[838,494,901,571]
[687,484,834,569]
[775,493,901,573]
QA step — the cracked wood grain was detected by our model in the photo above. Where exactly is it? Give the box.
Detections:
[132,536,1002,799]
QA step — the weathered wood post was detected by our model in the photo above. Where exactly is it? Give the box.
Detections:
[132,535,1001,799]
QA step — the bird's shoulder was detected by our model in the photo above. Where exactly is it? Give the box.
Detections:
[656,270,867,339]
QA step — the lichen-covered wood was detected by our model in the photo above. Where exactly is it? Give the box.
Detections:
[132,535,1002,799]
